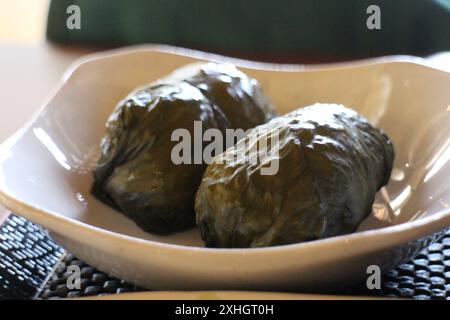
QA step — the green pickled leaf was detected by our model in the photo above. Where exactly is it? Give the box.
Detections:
[195,104,395,248]
[92,63,276,234]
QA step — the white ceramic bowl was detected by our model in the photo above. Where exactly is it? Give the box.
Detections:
[0,45,449,292]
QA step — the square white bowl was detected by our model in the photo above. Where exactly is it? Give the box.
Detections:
[0,45,449,291]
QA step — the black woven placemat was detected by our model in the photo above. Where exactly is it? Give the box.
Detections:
[0,215,64,299]
[38,253,143,299]
[1,214,450,299]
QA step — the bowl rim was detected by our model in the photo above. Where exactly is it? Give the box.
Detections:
[0,44,449,257]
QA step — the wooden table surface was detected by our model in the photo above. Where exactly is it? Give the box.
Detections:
[0,43,449,223]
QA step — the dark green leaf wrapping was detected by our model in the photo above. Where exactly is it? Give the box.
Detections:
[195,104,395,247]
[92,63,275,234]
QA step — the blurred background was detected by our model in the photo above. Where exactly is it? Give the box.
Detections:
[45,0,450,60]
[2,0,450,56]
[0,0,48,43]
